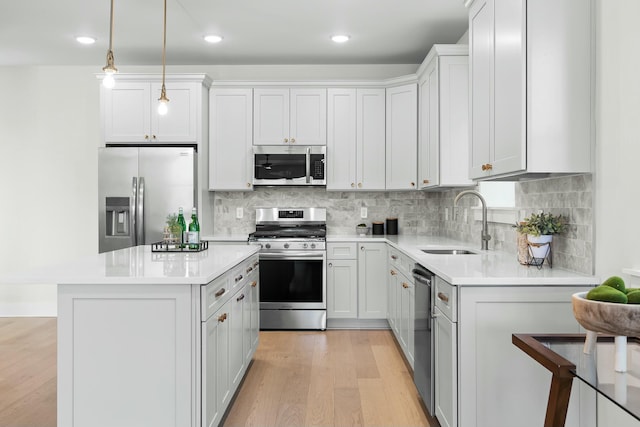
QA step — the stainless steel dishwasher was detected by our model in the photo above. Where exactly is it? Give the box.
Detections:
[412,264,434,416]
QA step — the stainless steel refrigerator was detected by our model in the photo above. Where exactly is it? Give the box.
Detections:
[98,146,197,253]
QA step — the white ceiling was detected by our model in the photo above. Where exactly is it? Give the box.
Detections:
[0,0,468,67]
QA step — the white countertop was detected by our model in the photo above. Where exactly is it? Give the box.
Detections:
[2,244,260,286]
[328,234,598,286]
[192,233,598,286]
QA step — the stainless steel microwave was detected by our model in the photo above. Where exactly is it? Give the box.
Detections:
[253,146,326,186]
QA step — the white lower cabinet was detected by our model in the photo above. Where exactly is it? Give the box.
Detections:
[399,275,415,367]
[434,277,457,427]
[229,286,246,390]
[202,302,230,427]
[444,281,587,427]
[201,255,259,427]
[327,259,358,318]
[247,272,260,362]
[387,247,415,368]
[357,243,388,319]
[326,242,388,323]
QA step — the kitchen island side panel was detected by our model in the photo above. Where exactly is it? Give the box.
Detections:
[58,283,194,427]
[458,285,586,427]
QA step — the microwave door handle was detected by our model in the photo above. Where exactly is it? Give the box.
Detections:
[305,147,311,184]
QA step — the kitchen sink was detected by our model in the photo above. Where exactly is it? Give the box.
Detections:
[421,249,478,255]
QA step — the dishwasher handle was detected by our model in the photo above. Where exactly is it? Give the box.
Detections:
[412,268,433,286]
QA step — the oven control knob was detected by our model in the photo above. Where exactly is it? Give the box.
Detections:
[265,243,271,249]
[303,243,308,249]
[284,243,290,249]
[310,243,316,249]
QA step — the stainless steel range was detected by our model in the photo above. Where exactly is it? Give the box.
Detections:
[248,208,327,330]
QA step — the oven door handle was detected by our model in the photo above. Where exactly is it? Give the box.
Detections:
[260,252,324,260]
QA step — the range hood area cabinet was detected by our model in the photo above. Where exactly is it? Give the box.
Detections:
[417,45,474,190]
[326,88,386,191]
[209,88,253,191]
[466,0,593,180]
[253,88,327,146]
[101,74,211,145]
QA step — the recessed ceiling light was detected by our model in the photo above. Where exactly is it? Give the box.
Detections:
[204,35,223,44]
[331,35,350,43]
[76,36,97,45]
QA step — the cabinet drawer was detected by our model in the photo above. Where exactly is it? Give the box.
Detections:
[230,256,259,290]
[435,276,457,322]
[202,274,231,320]
[389,248,413,277]
[327,243,357,260]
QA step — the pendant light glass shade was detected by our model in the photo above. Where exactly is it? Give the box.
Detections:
[157,0,169,115]
[102,0,117,88]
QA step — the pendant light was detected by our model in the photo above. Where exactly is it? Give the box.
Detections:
[157,0,169,115]
[102,0,117,88]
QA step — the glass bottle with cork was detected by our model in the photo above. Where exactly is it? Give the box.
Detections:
[177,207,187,248]
[187,207,200,249]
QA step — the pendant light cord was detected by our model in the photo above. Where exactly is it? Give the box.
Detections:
[103,0,117,73]
[162,0,167,86]
[160,0,169,101]
[108,0,114,53]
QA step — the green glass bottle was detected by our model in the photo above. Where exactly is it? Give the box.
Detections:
[188,207,200,249]
[177,207,187,248]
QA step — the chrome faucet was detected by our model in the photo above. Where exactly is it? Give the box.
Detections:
[454,190,491,250]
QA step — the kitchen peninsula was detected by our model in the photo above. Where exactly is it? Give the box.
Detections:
[51,243,260,427]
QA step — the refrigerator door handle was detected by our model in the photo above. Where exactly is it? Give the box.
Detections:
[137,177,145,245]
[131,177,138,246]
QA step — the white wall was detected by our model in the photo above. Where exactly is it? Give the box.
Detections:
[594,0,640,285]
[0,66,100,315]
[0,63,416,316]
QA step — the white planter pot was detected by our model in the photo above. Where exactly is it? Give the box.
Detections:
[527,234,552,259]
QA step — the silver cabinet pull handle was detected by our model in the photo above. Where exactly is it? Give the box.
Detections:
[237,294,245,302]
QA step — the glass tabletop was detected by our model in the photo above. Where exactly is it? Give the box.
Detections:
[538,335,640,422]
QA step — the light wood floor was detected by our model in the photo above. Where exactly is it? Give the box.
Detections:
[223,330,435,427]
[0,318,435,427]
[0,317,57,427]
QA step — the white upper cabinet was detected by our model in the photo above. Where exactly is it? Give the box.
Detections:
[467,0,593,180]
[102,76,204,144]
[253,88,326,145]
[418,45,473,190]
[386,84,418,190]
[327,88,385,190]
[209,88,253,191]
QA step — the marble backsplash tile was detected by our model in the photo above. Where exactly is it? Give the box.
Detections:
[421,175,594,274]
[212,188,425,236]
[210,174,593,274]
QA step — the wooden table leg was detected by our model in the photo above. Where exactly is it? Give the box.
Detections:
[512,334,577,427]
[544,367,574,427]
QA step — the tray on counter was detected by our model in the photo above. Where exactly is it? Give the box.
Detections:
[151,240,208,253]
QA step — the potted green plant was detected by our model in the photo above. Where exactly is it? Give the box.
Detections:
[515,212,566,259]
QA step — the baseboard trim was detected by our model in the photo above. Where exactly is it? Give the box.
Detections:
[326,318,390,330]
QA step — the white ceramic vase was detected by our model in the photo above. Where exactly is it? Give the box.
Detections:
[527,234,552,259]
